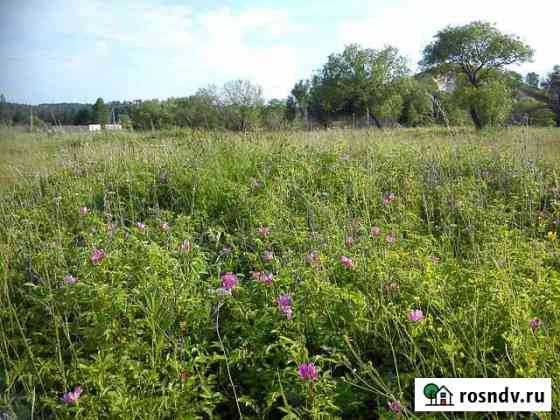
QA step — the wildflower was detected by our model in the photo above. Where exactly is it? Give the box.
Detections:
[305,251,319,266]
[261,250,274,262]
[60,386,82,404]
[481,170,491,178]
[431,255,440,263]
[136,222,146,230]
[277,294,293,319]
[63,275,78,285]
[547,231,557,241]
[383,192,396,206]
[370,226,381,237]
[219,245,232,256]
[79,206,88,216]
[180,240,192,252]
[258,225,270,237]
[385,234,396,244]
[340,255,354,269]
[345,236,354,247]
[251,271,273,285]
[221,272,239,290]
[530,318,542,332]
[387,399,402,416]
[159,173,168,183]
[407,309,425,322]
[553,219,560,226]
[179,369,190,382]
[298,363,318,382]
[251,178,263,191]
[159,222,169,231]
[90,249,106,264]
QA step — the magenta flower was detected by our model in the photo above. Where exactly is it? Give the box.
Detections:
[277,294,293,319]
[252,271,273,285]
[60,386,82,404]
[159,173,168,183]
[345,236,354,247]
[90,249,106,264]
[387,399,402,415]
[180,240,192,252]
[221,272,239,290]
[383,192,396,206]
[79,206,88,216]
[385,234,396,244]
[258,225,270,237]
[63,275,78,285]
[530,318,542,332]
[370,226,381,237]
[431,255,440,263]
[298,363,318,382]
[340,255,354,269]
[407,309,425,322]
[136,222,146,230]
[251,178,263,191]
[159,222,169,231]
[261,250,274,262]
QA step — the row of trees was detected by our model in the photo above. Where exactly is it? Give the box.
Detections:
[1,21,559,131]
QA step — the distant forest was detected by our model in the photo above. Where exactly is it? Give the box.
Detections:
[1,22,559,130]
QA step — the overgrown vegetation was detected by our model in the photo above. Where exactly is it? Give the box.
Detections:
[1,127,559,418]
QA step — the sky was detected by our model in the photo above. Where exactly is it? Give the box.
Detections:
[1,0,558,104]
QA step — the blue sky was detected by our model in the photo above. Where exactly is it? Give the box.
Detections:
[1,0,558,104]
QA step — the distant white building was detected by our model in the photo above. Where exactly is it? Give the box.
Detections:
[88,124,101,131]
[104,124,122,131]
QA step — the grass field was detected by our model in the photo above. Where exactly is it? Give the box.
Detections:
[0,127,559,419]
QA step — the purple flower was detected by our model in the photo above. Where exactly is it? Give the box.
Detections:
[385,234,396,244]
[180,240,192,252]
[221,272,239,290]
[136,222,146,230]
[251,178,263,191]
[370,226,381,237]
[63,275,78,285]
[258,225,270,237]
[340,255,354,269]
[90,249,106,264]
[305,251,319,266]
[261,250,274,262]
[159,173,168,183]
[298,363,318,382]
[431,255,440,263]
[79,206,88,216]
[252,271,273,285]
[277,294,293,319]
[553,219,560,226]
[530,318,542,332]
[345,236,354,247]
[60,386,82,404]
[159,222,169,231]
[407,309,425,322]
[383,192,396,206]
[219,245,232,256]
[387,399,402,416]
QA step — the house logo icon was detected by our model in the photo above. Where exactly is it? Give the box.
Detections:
[423,383,454,406]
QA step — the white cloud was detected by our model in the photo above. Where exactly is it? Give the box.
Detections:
[338,0,560,76]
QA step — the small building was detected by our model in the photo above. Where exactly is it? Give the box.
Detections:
[104,124,122,131]
[88,124,101,131]
[434,386,453,406]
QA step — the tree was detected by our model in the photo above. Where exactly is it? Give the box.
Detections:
[542,65,560,126]
[74,107,92,125]
[309,44,409,128]
[420,21,534,129]
[92,98,110,125]
[0,94,9,125]
[221,80,264,131]
[525,72,540,89]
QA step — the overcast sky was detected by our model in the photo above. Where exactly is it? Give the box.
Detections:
[1,0,558,104]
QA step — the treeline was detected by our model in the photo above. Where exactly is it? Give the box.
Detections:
[1,21,559,131]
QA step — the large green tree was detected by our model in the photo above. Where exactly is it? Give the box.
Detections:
[220,80,264,131]
[542,65,560,126]
[309,44,409,128]
[420,21,534,129]
[92,97,110,125]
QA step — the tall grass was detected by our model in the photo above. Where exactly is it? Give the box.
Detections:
[0,127,559,418]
